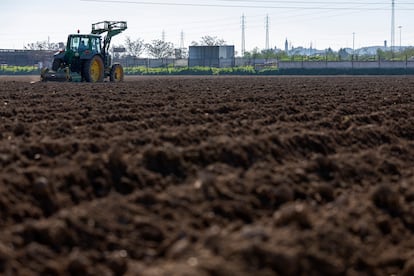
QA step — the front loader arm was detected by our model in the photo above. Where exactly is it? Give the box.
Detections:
[91,21,127,55]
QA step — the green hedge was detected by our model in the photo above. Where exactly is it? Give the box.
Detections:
[2,65,414,76]
[0,66,39,75]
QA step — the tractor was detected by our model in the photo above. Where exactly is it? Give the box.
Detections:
[41,21,127,82]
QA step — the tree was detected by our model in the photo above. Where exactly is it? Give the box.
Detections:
[338,48,350,61]
[25,40,59,51]
[276,51,289,61]
[401,47,414,60]
[199,36,226,46]
[243,51,252,58]
[124,36,145,57]
[251,47,261,59]
[261,49,278,59]
[145,39,174,58]
[325,47,336,61]
[377,49,393,61]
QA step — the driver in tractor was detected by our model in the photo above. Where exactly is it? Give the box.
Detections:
[79,40,88,52]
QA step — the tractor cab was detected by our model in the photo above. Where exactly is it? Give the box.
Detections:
[52,34,103,75]
[67,35,102,54]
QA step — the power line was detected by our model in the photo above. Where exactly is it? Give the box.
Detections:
[221,0,398,4]
[220,0,414,7]
[75,0,412,52]
[80,0,414,10]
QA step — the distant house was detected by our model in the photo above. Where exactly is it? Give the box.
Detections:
[357,46,387,56]
[189,45,235,68]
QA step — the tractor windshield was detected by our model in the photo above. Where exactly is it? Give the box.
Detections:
[68,36,90,52]
[67,35,101,53]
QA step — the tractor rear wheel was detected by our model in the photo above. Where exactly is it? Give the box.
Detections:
[83,55,104,82]
[110,64,124,82]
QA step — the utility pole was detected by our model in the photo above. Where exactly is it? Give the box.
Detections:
[265,14,270,50]
[180,30,185,50]
[391,0,395,53]
[162,30,165,42]
[241,14,246,56]
[352,32,356,61]
[352,32,355,55]
[398,25,402,51]
[179,30,185,58]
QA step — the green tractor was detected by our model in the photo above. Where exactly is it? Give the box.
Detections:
[41,21,127,82]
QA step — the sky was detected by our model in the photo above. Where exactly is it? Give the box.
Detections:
[0,0,413,55]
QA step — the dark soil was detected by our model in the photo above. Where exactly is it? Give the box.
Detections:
[1,76,414,275]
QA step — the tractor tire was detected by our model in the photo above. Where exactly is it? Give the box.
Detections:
[110,64,124,82]
[83,55,104,82]
[52,59,63,71]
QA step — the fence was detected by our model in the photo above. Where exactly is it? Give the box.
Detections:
[277,60,414,70]
[2,49,414,73]
[119,57,188,68]
[0,49,54,68]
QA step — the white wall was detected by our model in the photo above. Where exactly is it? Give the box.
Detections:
[278,61,414,69]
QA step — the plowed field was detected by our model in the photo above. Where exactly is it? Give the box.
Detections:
[1,76,414,275]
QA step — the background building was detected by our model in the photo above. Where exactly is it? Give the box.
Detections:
[189,46,235,68]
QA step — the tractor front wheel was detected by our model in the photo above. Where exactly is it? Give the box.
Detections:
[52,59,63,71]
[83,55,104,82]
[110,64,124,82]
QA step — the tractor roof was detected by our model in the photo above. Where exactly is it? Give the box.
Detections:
[69,34,101,38]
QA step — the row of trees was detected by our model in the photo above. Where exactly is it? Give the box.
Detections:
[119,37,174,58]
[24,35,227,59]
[116,35,226,58]
[24,41,62,51]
